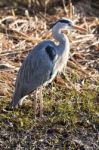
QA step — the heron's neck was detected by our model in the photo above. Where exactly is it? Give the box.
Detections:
[52,25,69,53]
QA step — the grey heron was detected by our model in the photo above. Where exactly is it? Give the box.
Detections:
[11,18,86,118]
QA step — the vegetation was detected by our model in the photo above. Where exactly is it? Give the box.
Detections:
[0,0,99,149]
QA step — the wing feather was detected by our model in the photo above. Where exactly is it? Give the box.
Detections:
[16,43,54,96]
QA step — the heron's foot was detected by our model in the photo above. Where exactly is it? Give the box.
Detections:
[41,115,47,121]
[34,114,47,121]
[39,114,47,121]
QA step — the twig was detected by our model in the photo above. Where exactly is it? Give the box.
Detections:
[91,40,99,46]
[68,0,73,19]
[0,48,31,57]
[62,0,68,15]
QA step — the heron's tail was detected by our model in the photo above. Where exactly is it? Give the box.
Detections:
[11,85,23,107]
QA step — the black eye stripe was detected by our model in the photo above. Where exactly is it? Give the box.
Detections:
[59,19,70,24]
[52,19,71,27]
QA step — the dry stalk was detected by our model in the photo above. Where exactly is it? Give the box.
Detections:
[0,12,99,93]
[62,0,68,15]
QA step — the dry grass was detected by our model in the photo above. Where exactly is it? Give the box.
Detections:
[0,6,99,91]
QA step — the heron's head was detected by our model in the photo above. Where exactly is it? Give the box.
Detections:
[52,18,86,32]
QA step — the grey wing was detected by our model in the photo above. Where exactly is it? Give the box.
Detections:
[16,46,53,96]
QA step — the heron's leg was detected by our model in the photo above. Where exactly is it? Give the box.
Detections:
[33,90,38,119]
[39,87,43,118]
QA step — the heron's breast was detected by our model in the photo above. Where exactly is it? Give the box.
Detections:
[56,55,67,72]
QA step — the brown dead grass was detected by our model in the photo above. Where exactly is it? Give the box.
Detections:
[0,3,99,95]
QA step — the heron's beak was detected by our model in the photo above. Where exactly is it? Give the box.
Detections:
[72,25,87,32]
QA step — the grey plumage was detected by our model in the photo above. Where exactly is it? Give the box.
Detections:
[11,41,56,107]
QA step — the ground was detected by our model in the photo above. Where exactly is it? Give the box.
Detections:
[0,1,99,150]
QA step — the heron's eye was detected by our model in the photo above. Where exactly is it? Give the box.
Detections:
[67,21,72,27]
